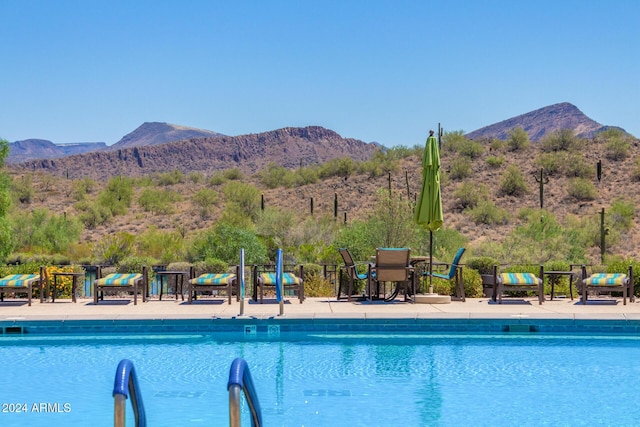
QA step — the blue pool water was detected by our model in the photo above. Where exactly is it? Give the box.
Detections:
[2,331,640,426]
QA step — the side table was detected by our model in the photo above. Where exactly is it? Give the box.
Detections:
[156,271,188,301]
[52,272,85,303]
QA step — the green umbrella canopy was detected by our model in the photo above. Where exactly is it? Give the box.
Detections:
[414,134,443,231]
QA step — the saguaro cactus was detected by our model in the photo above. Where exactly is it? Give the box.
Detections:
[533,168,549,209]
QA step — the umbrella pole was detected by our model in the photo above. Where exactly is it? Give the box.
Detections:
[429,230,434,294]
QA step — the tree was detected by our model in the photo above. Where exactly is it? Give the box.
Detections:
[0,138,13,261]
[508,127,530,151]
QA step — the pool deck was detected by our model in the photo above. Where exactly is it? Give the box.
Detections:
[2,295,640,321]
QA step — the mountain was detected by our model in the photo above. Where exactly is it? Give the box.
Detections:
[465,102,627,142]
[7,139,106,164]
[109,122,224,150]
[15,126,377,180]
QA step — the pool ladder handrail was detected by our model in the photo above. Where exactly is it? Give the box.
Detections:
[228,358,262,427]
[113,359,147,427]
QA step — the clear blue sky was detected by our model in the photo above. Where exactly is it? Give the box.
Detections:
[1,0,638,146]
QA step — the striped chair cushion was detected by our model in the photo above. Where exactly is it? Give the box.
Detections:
[499,273,539,285]
[260,273,302,285]
[584,273,627,286]
[97,273,142,286]
[191,273,235,285]
[0,274,39,287]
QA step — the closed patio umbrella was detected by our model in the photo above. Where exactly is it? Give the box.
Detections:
[414,130,443,294]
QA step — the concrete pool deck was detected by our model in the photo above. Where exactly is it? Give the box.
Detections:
[3,295,640,321]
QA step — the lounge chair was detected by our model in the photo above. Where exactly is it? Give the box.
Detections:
[493,265,544,304]
[0,266,45,306]
[422,247,466,301]
[337,248,372,301]
[254,263,304,304]
[93,266,148,305]
[368,248,414,302]
[580,265,633,305]
[188,265,239,304]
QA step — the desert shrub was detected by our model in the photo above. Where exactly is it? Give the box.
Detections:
[208,172,226,186]
[72,177,97,201]
[294,166,319,186]
[223,168,244,180]
[605,137,630,161]
[117,255,156,274]
[490,139,506,151]
[256,207,297,254]
[93,232,135,265]
[499,164,528,196]
[541,128,583,152]
[466,256,499,275]
[534,152,563,175]
[507,127,530,151]
[318,157,356,179]
[301,263,334,297]
[188,223,268,265]
[567,178,596,201]
[442,131,482,158]
[138,188,182,214]
[564,154,594,178]
[462,268,484,298]
[187,172,204,184]
[137,226,185,264]
[11,175,34,204]
[631,158,640,181]
[449,156,472,180]
[192,258,229,276]
[156,170,184,186]
[457,140,484,159]
[453,182,489,210]
[10,208,84,254]
[97,176,133,216]
[467,200,509,225]
[75,201,112,229]
[608,198,634,231]
[258,162,296,188]
[192,188,218,219]
[485,156,505,168]
[221,181,261,223]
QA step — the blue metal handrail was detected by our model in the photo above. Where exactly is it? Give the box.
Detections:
[228,358,262,427]
[113,359,147,427]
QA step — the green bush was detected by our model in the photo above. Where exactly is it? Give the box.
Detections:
[97,176,133,216]
[534,152,563,175]
[187,172,204,184]
[258,163,295,189]
[302,263,334,297]
[541,129,583,152]
[607,258,640,298]
[72,177,97,201]
[156,170,184,186]
[75,201,112,229]
[442,131,483,159]
[11,175,34,204]
[543,260,571,296]
[208,172,226,186]
[94,232,135,265]
[567,178,596,201]
[449,156,472,180]
[453,182,489,210]
[117,256,156,274]
[467,200,509,225]
[462,268,484,298]
[138,188,182,214]
[223,168,244,180]
[192,258,229,276]
[485,156,505,168]
[609,198,635,231]
[605,137,630,161]
[318,157,356,179]
[507,127,530,151]
[188,223,268,265]
[499,165,528,196]
[10,208,84,254]
[564,154,594,178]
[466,256,499,275]
[192,188,219,219]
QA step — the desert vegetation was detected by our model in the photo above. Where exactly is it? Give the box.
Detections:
[1,128,639,298]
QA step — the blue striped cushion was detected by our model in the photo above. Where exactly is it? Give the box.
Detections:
[191,273,235,285]
[500,273,539,285]
[97,273,142,286]
[0,274,39,287]
[585,273,627,286]
[259,273,302,285]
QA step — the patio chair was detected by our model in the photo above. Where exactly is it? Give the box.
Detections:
[337,248,372,301]
[580,265,633,305]
[0,266,45,306]
[493,265,544,305]
[422,247,466,302]
[368,248,414,302]
[188,265,239,304]
[94,266,148,305]
[254,263,304,304]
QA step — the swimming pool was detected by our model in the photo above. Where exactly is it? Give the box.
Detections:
[2,324,640,427]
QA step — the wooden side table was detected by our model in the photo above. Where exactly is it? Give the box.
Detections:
[52,272,84,303]
[156,271,188,301]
